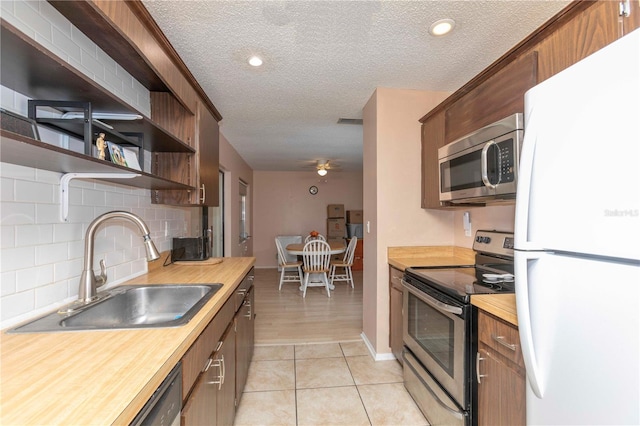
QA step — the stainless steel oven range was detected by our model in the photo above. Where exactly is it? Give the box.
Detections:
[402,230,515,426]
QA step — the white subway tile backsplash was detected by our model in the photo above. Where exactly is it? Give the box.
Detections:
[2,246,36,270]
[41,1,71,37]
[34,32,68,62]
[81,49,105,80]
[53,258,82,283]
[34,242,68,267]
[35,280,69,309]
[1,162,36,181]
[1,226,16,249]
[16,264,54,292]
[14,180,55,203]
[81,187,106,207]
[35,203,59,224]
[70,25,96,58]
[15,224,53,246]
[1,271,17,296]
[52,26,81,63]
[1,202,36,226]
[52,223,83,243]
[15,0,51,42]
[1,178,15,201]
[1,290,35,322]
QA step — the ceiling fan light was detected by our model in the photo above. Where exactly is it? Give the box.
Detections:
[248,56,263,67]
[429,19,455,36]
[317,168,328,176]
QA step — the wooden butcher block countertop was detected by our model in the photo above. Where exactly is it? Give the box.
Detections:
[387,246,475,271]
[0,256,255,425]
[387,246,518,326]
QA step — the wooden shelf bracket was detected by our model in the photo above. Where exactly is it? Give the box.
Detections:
[60,172,140,222]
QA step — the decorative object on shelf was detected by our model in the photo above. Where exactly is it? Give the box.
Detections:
[122,147,141,171]
[107,141,128,167]
[309,185,318,195]
[0,108,40,140]
[96,133,106,160]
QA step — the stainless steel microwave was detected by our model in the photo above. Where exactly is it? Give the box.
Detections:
[438,113,524,205]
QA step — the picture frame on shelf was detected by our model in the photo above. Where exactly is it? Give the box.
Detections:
[107,141,128,167]
[122,146,141,171]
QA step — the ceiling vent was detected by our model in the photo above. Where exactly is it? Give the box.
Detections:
[337,118,363,125]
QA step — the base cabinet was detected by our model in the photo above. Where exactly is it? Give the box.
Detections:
[180,269,255,426]
[389,266,404,363]
[476,310,525,425]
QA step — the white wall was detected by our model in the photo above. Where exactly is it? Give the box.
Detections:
[0,0,193,328]
[252,170,363,268]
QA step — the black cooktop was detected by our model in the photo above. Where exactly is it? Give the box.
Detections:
[405,264,515,303]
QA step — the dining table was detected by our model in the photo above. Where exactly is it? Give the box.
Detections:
[286,241,346,292]
[285,241,346,256]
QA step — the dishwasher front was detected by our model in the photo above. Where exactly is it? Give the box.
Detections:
[130,362,182,426]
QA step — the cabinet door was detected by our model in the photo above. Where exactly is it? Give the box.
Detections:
[215,323,237,426]
[421,110,446,209]
[444,51,538,144]
[197,102,220,207]
[235,286,255,403]
[477,346,526,426]
[181,362,217,426]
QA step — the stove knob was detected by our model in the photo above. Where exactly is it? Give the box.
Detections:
[484,237,492,244]
[475,236,482,243]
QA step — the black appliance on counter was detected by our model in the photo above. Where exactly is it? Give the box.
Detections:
[402,230,515,426]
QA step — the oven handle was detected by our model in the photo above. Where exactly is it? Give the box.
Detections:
[402,280,463,315]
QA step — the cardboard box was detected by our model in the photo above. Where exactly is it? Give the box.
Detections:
[346,210,363,224]
[327,204,345,218]
[327,218,346,238]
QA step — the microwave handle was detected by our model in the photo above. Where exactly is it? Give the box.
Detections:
[481,140,501,189]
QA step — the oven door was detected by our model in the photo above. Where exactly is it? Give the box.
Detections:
[438,129,522,204]
[402,279,469,408]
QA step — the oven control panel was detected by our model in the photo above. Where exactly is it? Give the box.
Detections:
[473,230,514,257]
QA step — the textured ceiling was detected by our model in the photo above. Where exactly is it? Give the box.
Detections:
[141,0,570,172]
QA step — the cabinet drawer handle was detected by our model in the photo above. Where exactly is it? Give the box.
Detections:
[203,357,213,372]
[244,300,252,318]
[491,334,517,351]
[200,184,205,203]
[207,357,223,390]
[476,352,486,384]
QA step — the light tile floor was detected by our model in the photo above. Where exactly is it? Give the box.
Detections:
[234,341,429,426]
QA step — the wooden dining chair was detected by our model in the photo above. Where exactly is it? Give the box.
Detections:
[275,238,303,290]
[301,239,332,297]
[330,236,357,288]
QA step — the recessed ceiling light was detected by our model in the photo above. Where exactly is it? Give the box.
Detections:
[429,18,455,36]
[248,56,263,67]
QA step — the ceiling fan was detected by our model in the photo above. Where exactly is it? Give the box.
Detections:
[313,160,341,176]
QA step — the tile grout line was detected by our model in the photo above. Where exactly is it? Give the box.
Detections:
[340,342,374,426]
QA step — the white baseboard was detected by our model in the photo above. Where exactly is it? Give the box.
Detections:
[360,332,396,361]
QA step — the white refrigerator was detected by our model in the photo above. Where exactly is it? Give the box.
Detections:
[515,29,640,425]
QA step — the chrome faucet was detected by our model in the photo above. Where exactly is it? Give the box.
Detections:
[78,211,160,303]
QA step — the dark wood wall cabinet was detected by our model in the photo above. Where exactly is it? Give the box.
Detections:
[420,0,640,209]
[1,0,222,206]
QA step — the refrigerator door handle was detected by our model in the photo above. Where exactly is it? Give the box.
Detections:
[515,250,545,398]
[514,106,541,251]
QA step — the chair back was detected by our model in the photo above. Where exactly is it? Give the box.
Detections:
[304,234,326,243]
[275,238,289,266]
[302,240,331,272]
[343,237,358,264]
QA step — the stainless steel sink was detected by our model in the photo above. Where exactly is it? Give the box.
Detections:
[8,284,222,333]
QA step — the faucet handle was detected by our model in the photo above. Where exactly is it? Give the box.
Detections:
[95,259,107,287]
